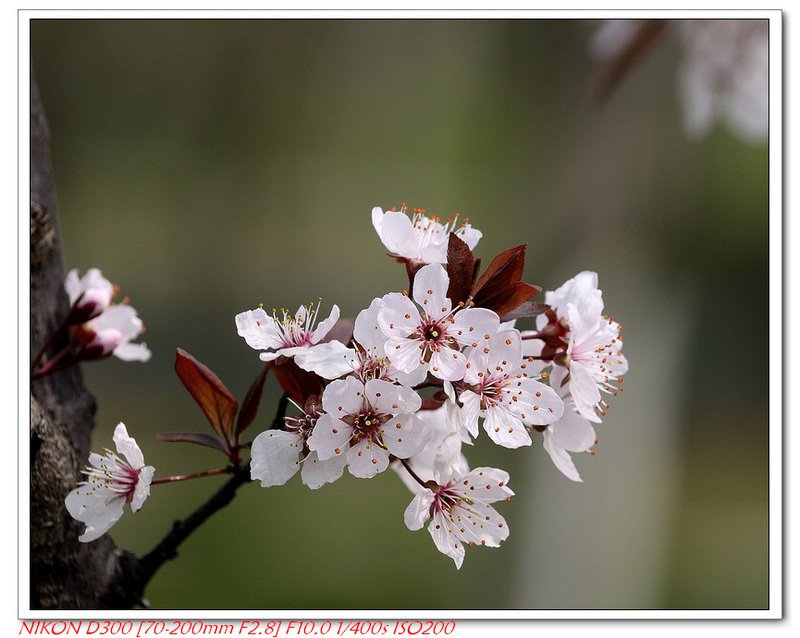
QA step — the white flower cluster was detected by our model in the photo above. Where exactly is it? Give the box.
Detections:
[237,207,628,568]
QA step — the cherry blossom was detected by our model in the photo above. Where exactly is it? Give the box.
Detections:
[450,329,564,448]
[307,377,430,479]
[378,264,500,381]
[250,398,347,489]
[526,271,626,423]
[65,423,155,542]
[235,299,341,373]
[63,268,151,362]
[82,303,151,362]
[404,465,513,569]
[372,205,481,266]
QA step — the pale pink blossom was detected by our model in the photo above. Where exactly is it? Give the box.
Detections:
[527,271,626,423]
[65,423,155,542]
[250,399,347,490]
[372,205,481,265]
[235,300,341,373]
[307,377,430,479]
[378,264,500,381]
[452,329,564,448]
[65,268,114,321]
[404,465,513,569]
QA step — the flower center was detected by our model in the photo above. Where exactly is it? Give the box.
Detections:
[272,298,324,348]
[81,449,140,504]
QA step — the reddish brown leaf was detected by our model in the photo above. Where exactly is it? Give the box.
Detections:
[236,363,269,439]
[156,432,229,454]
[174,348,238,445]
[499,299,550,321]
[469,245,541,317]
[270,357,325,406]
[471,245,527,300]
[446,233,479,307]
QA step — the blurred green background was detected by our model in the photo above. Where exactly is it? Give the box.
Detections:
[29,18,771,611]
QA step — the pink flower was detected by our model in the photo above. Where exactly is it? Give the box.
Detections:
[65,423,155,542]
[404,466,513,569]
[372,205,481,266]
[378,264,500,381]
[250,398,347,489]
[235,299,341,373]
[307,377,430,479]
[527,271,626,423]
[452,329,564,448]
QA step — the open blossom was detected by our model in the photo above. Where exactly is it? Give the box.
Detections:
[372,205,481,265]
[307,377,430,479]
[378,264,500,381]
[250,397,347,490]
[65,423,155,542]
[450,329,564,448]
[526,271,627,423]
[235,299,341,374]
[541,391,598,483]
[404,466,513,569]
[336,297,428,387]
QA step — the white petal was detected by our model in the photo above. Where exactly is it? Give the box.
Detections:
[427,512,465,570]
[250,430,302,487]
[310,304,341,344]
[235,308,283,351]
[300,450,347,489]
[130,465,155,512]
[482,407,532,448]
[542,429,584,483]
[65,489,125,543]
[112,423,145,470]
[380,413,429,459]
[293,341,354,379]
[306,413,352,461]
[347,439,390,478]
[411,264,450,318]
[404,490,435,531]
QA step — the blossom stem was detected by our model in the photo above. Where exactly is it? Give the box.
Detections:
[31,316,70,374]
[398,458,428,489]
[151,467,233,484]
[31,341,76,380]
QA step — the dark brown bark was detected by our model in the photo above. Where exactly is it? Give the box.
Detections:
[29,64,143,610]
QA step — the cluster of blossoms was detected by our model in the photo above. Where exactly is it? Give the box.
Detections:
[237,205,627,568]
[60,205,627,571]
[32,267,150,380]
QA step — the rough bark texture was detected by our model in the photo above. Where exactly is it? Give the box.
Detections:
[29,65,140,610]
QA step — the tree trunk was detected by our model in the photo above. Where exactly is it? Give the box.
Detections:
[29,64,141,610]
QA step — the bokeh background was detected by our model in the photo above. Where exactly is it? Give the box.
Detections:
[29,18,772,611]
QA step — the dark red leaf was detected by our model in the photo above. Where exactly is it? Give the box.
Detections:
[446,233,479,307]
[270,357,325,406]
[156,432,229,454]
[174,348,238,445]
[468,245,542,317]
[471,245,527,301]
[499,299,550,321]
[236,363,269,439]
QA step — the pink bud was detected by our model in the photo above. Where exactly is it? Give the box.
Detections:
[80,328,124,360]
